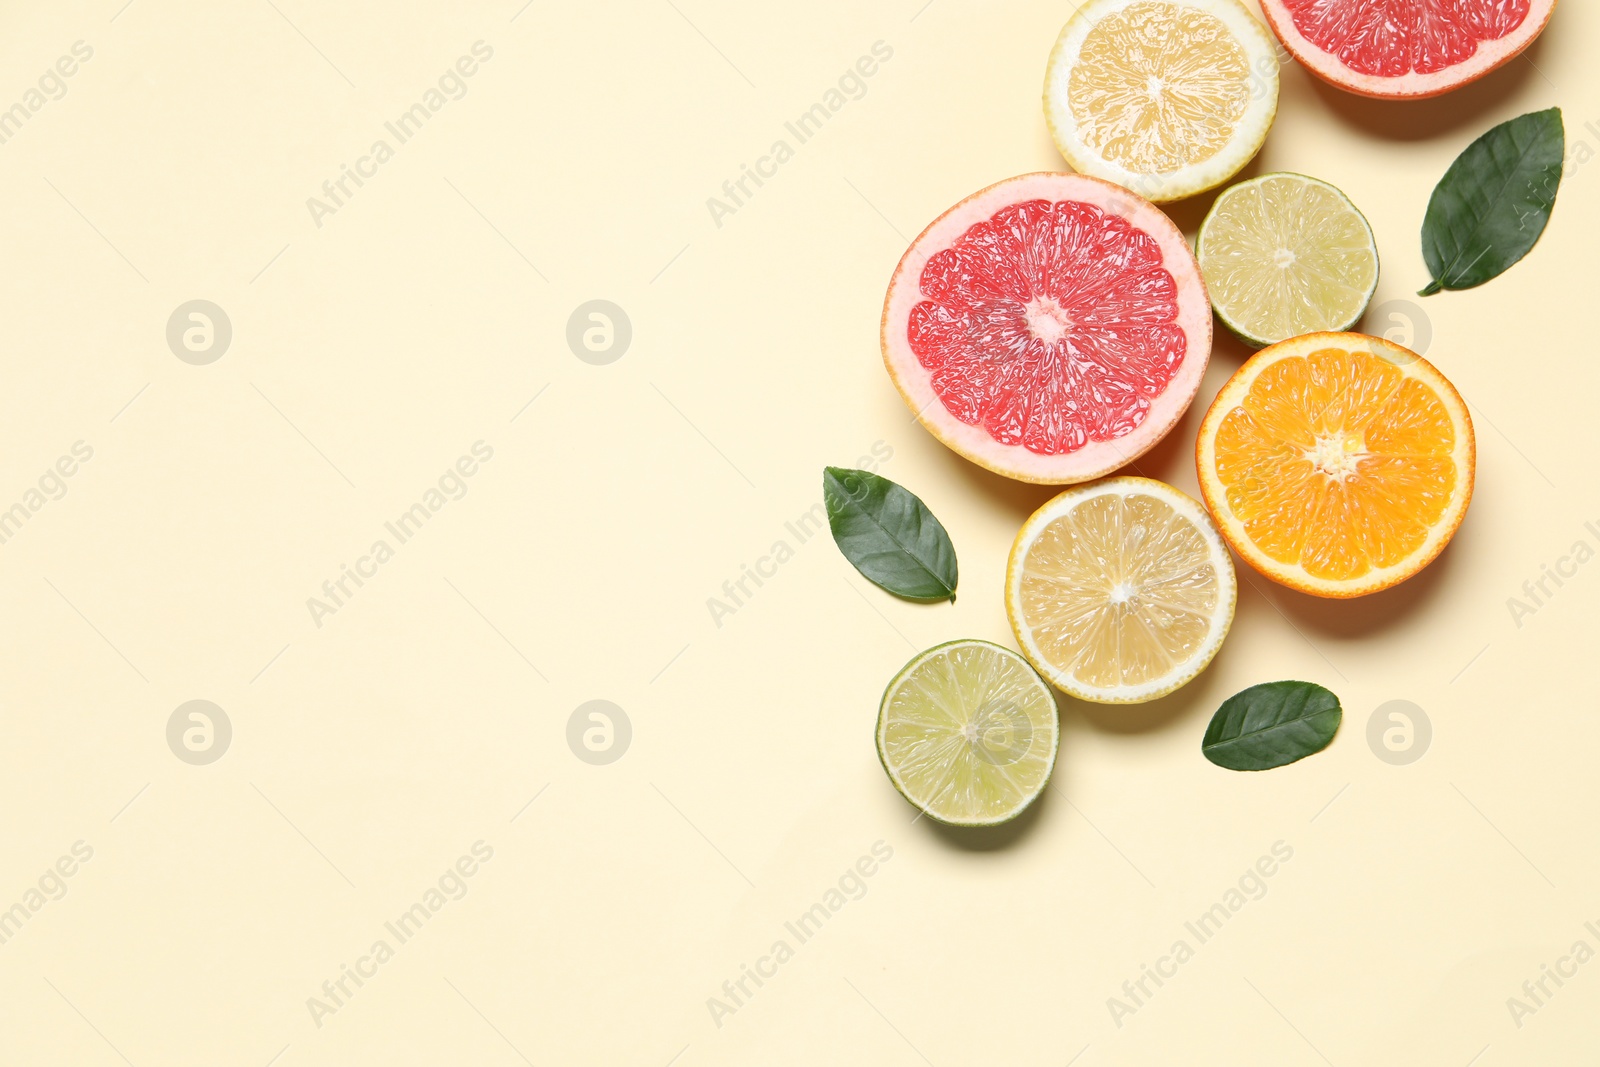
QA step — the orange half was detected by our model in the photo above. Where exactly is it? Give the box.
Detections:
[1196,333,1474,598]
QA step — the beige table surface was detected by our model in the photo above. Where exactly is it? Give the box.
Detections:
[0,0,1596,1063]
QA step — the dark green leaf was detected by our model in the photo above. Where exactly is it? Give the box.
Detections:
[1202,681,1342,772]
[823,467,957,602]
[1420,108,1564,295]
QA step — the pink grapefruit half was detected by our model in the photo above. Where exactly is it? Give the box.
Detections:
[881,173,1211,485]
[1259,0,1557,100]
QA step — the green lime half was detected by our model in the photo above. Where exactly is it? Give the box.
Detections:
[1197,172,1379,348]
[876,640,1059,827]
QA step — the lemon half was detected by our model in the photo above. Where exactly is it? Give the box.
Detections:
[1044,0,1279,203]
[1006,477,1236,703]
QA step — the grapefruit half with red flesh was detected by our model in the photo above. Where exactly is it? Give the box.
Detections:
[1259,0,1557,99]
[881,173,1211,485]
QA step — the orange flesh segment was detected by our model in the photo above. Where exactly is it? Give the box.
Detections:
[1213,347,1457,581]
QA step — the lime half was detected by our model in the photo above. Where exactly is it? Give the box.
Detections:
[1197,172,1379,347]
[876,640,1059,826]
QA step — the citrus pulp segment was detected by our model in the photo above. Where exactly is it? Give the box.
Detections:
[1043,0,1280,202]
[881,172,1212,485]
[1259,0,1558,100]
[876,640,1059,826]
[1197,172,1380,348]
[1006,478,1236,704]
[1196,333,1475,598]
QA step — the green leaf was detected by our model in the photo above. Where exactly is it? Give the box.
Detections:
[1420,107,1564,295]
[1202,681,1342,772]
[823,467,957,603]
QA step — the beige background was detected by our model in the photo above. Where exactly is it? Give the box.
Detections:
[0,0,1595,1063]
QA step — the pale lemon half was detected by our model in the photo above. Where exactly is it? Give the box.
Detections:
[1044,0,1280,202]
[1006,477,1236,703]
